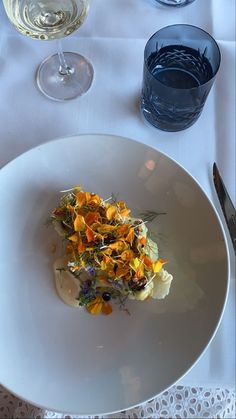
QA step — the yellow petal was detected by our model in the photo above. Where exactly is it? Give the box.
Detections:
[106,205,117,221]
[116,201,131,219]
[97,224,117,234]
[87,193,101,206]
[129,257,141,272]
[68,234,78,242]
[74,214,85,232]
[102,248,112,256]
[152,259,167,273]
[100,260,108,270]
[109,240,128,252]
[73,185,81,192]
[86,297,103,315]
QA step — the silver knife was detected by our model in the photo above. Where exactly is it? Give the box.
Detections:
[213,163,236,254]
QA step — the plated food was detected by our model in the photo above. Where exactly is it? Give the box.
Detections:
[51,186,173,315]
[0,134,228,415]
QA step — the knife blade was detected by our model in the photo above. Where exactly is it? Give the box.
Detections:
[213,163,236,254]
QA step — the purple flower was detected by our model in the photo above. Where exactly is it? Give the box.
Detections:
[86,266,96,276]
[80,279,94,297]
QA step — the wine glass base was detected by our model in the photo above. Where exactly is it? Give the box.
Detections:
[36,52,94,101]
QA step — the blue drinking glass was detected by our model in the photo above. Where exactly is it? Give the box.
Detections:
[155,0,196,7]
[140,24,221,132]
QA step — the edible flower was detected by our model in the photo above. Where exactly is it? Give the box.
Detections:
[86,296,113,315]
[51,186,171,315]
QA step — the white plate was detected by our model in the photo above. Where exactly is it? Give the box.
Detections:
[0,134,229,415]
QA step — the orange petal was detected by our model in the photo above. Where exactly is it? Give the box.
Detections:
[103,254,112,264]
[76,191,86,208]
[120,249,134,261]
[126,228,135,245]
[86,227,95,242]
[71,265,81,272]
[136,265,144,279]
[139,236,147,246]
[107,267,116,278]
[116,224,129,237]
[120,208,131,218]
[86,297,103,315]
[97,273,108,283]
[141,254,153,268]
[87,193,101,207]
[85,211,100,226]
[116,201,131,219]
[74,214,85,232]
[77,237,86,253]
[109,240,127,252]
[106,205,117,221]
[116,265,131,278]
[102,302,113,315]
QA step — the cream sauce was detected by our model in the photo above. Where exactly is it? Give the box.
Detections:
[53,257,82,308]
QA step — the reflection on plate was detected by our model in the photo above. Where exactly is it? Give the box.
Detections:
[0,134,229,415]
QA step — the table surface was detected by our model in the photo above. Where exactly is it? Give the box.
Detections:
[0,0,235,412]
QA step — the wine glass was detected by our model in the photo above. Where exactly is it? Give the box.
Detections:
[3,0,94,101]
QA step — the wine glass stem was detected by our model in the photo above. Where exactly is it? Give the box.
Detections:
[57,40,73,76]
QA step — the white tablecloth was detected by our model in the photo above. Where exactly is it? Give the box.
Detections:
[0,0,235,417]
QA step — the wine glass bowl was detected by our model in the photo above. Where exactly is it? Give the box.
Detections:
[3,0,94,101]
[3,0,90,40]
